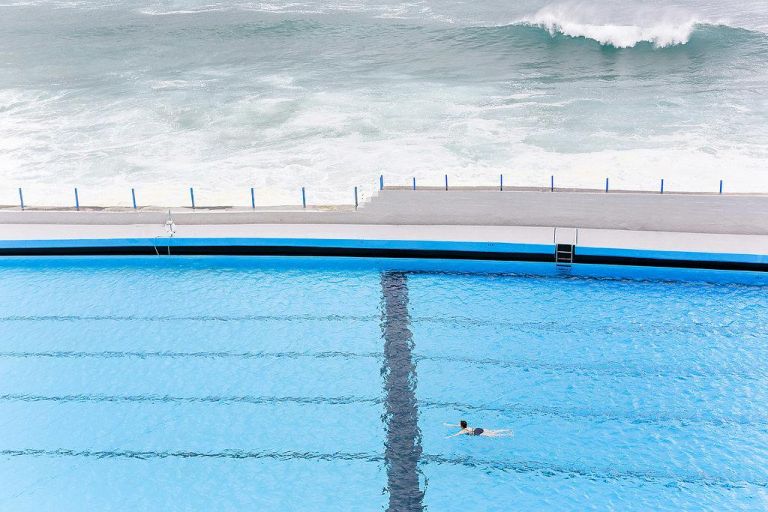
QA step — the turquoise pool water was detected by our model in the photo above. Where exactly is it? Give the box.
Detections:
[0,257,767,511]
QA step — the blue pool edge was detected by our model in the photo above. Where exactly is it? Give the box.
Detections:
[0,236,766,273]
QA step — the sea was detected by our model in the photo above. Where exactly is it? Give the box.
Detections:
[1,0,767,206]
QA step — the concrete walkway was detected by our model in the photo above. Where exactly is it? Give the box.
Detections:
[1,189,766,234]
[0,190,766,269]
[1,222,766,257]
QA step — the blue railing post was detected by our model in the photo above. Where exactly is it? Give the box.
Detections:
[354,186,358,209]
[251,187,255,209]
[74,187,79,211]
[660,179,664,194]
[605,178,609,193]
[18,188,24,210]
[550,175,554,192]
[379,174,384,190]
[302,187,306,208]
[189,187,195,209]
[412,177,416,190]
[500,174,503,191]
[719,180,723,194]
[444,174,448,191]
[131,188,137,209]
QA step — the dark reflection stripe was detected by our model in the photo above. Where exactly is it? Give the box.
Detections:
[0,314,378,322]
[0,394,381,406]
[0,448,382,463]
[422,400,768,428]
[0,351,760,382]
[0,351,381,361]
[413,354,766,381]
[2,315,761,338]
[419,454,768,489]
[382,271,424,511]
[404,268,768,285]
[0,394,762,429]
[0,449,763,489]
[412,318,768,338]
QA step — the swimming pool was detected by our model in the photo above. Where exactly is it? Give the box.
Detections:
[1,257,766,511]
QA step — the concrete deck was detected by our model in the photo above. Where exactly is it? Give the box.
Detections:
[1,189,767,234]
[1,190,767,270]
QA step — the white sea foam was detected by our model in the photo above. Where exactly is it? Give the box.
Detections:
[2,79,766,209]
[138,2,324,16]
[138,9,223,16]
[523,3,701,47]
[1,0,767,207]
[149,80,210,91]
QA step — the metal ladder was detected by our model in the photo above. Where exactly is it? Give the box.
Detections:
[152,210,176,256]
[555,243,574,265]
[553,227,578,267]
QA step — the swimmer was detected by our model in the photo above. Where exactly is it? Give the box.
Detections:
[446,420,513,438]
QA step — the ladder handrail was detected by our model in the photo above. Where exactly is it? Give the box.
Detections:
[553,227,579,245]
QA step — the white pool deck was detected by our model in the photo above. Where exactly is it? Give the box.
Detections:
[1,189,767,268]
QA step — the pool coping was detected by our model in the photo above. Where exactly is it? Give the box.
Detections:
[0,222,766,271]
[2,189,767,271]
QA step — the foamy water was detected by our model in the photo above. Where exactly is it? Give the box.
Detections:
[523,5,700,48]
[1,0,767,207]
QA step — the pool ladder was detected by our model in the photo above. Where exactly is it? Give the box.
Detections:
[553,228,578,267]
[152,210,176,256]
[555,244,574,265]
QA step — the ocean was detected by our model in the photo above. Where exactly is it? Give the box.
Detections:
[1,0,767,207]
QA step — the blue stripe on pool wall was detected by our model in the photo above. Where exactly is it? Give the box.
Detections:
[0,238,158,249]
[0,237,554,255]
[0,237,766,269]
[577,246,768,265]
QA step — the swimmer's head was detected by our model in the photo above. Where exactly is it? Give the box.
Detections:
[460,420,467,429]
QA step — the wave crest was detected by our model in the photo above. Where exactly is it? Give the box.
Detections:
[523,5,700,48]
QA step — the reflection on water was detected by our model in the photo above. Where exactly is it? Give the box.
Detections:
[381,272,424,511]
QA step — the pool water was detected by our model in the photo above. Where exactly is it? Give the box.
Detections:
[0,257,767,511]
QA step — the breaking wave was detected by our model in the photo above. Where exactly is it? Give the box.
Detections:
[523,18,698,48]
[510,4,757,48]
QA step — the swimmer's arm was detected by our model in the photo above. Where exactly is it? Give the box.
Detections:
[446,429,468,438]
